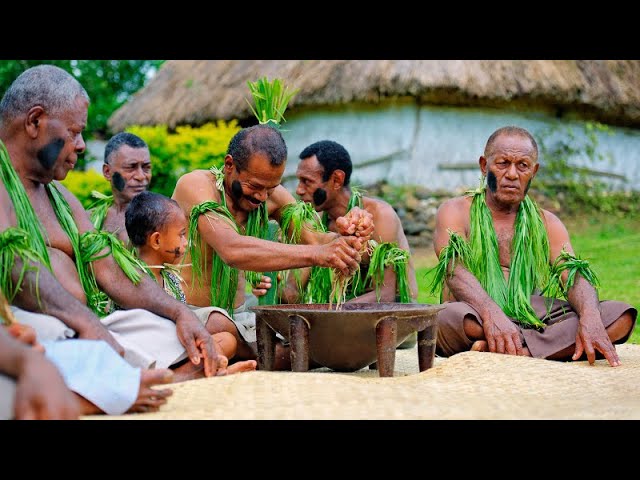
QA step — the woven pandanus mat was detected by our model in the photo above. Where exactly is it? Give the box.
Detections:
[86,344,640,420]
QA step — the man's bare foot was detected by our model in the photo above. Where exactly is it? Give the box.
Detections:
[471,340,489,352]
[127,369,174,414]
[170,361,203,382]
[215,355,229,376]
[226,360,257,374]
[214,357,257,375]
[469,341,532,357]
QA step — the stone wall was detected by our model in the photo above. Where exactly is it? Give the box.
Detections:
[364,183,458,250]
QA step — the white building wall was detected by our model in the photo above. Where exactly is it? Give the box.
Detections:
[280,103,640,192]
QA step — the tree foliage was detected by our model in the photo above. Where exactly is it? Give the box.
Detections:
[0,60,163,138]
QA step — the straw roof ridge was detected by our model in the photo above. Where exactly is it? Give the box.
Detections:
[108,60,640,132]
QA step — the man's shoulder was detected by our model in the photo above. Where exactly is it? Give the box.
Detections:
[437,196,470,213]
[434,196,471,232]
[539,207,566,231]
[363,196,397,218]
[272,184,293,199]
[103,206,124,228]
[540,207,559,221]
[177,169,211,185]
[174,169,217,199]
[52,181,83,207]
[267,185,296,210]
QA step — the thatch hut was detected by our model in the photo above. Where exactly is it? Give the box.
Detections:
[108,60,640,191]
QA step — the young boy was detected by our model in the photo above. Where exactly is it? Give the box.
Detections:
[125,191,256,375]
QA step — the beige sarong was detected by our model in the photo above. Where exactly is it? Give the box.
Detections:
[436,295,637,359]
[188,304,234,326]
[11,306,208,370]
[189,295,258,347]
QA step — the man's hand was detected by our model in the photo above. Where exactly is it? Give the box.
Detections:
[316,236,362,276]
[482,312,525,356]
[77,322,125,357]
[6,324,44,353]
[335,207,374,241]
[14,350,81,420]
[573,311,620,367]
[175,309,219,377]
[252,275,272,298]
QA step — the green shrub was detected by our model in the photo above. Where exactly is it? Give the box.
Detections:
[534,122,640,216]
[60,169,110,209]
[61,120,240,208]
[126,120,241,197]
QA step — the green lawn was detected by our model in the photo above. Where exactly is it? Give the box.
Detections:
[414,213,640,344]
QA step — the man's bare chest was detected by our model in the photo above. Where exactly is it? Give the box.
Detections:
[29,192,74,256]
[494,225,514,267]
[104,208,127,238]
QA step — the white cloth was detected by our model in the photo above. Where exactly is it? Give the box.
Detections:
[42,339,141,415]
[189,305,234,326]
[10,306,74,341]
[0,374,16,420]
[12,306,207,370]
[231,294,259,344]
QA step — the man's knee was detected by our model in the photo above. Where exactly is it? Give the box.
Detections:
[214,331,237,357]
[608,311,636,343]
[205,311,237,336]
[436,305,481,357]
[463,315,484,340]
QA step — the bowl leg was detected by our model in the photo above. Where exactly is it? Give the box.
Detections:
[256,317,276,371]
[289,314,310,372]
[375,316,397,377]
[418,323,438,371]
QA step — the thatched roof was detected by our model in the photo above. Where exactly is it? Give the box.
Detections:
[108,60,640,132]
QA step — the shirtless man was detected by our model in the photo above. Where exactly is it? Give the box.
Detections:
[0,64,226,380]
[91,131,151,243]
[291,139,418,304]
[432,126,636,366]
[173,125,372,368]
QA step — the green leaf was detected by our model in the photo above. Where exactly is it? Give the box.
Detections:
[246,76,299,127]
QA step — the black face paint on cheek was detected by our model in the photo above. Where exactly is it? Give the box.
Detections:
[36,138,65,170]
[486,171,498,193]
[231,180,243,201]
[313,188,327,206]
[165,247,182,259]
[112,172,126,192]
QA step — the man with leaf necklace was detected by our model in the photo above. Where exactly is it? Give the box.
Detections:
[88,131,152,244]
[430,126,636,366]
[173,77,373,370]
[0,65,223,379]
[268,140,417,315]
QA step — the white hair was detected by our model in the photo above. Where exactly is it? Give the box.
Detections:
[0,64,89,123]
